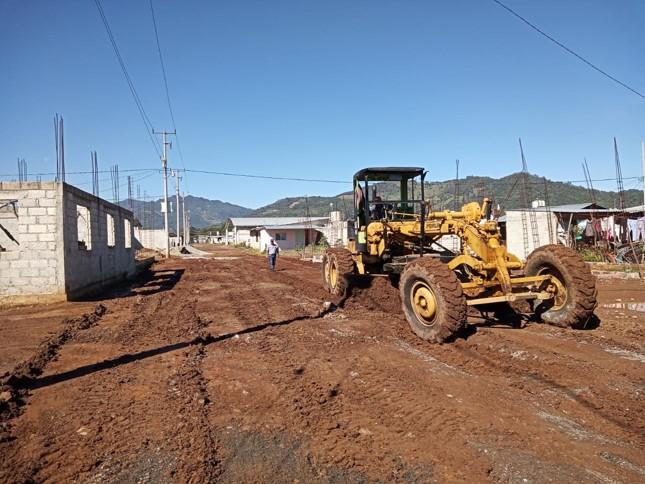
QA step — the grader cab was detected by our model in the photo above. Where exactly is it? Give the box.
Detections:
[322,167,597,342]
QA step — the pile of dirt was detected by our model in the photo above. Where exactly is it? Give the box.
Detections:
[344,276,401,314]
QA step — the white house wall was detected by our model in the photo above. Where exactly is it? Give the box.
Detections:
[505,210,559,260]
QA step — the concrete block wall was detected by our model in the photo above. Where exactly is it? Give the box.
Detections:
[0,182,65,301]
[134,228,176,252]
[62,184,135,298]
[505,210,559,260]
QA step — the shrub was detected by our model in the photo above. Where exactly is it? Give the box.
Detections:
[579,248,604,262]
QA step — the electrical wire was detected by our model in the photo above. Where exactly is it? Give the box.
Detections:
[1,167,640,187]
[184,169,349,184]
[94,0,162,156]
[0,168,157,178]
[491,0,645,101]
[72,170,157,191]
[149,0,189,191]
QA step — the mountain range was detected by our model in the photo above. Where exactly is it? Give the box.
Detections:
[123,172,644,230]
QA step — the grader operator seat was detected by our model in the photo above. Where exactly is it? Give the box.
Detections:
[353,167,426,253]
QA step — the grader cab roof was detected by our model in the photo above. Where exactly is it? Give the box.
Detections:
[353,167,424,181]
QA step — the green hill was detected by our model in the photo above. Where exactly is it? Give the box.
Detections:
[251,172,643,219]
[122,195,252,230]
[124,172,642,230]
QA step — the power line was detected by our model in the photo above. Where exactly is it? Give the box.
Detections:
[149,0,189,189]
[491,0,645,101]
[183,169,643,186]
[0,168,157,178]
[184,169,349,184]
[1,166,641,187]
[93,0,162,156]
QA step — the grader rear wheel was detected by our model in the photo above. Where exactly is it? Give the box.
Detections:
[321,248,355,296]
[400,258,467,343]
[525,244,597,329]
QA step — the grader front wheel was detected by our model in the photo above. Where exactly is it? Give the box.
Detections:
[525,244,597,329]
[321,248,355,296]
[400,258,467,343]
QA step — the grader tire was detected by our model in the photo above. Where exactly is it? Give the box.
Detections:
[525,244,597,329]
[321,250,333,292]
[322,248,355,296]
[400,258,467,343]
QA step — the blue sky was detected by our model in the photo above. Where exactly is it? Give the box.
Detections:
[1,0,643,208]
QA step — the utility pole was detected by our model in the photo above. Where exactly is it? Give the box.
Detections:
[154,129,175,257]
[182,190,187,246]
[172,170,182,246]
[642,141,645,209]
[454,159,460,211]
[185,209,191,245]
[614,137,625,210]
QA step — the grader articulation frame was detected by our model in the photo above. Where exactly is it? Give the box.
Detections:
[322,167,597,343]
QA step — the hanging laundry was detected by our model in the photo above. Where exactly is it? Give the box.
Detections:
[627,219,639,241]
[637,217,645,241]
[593,219,602,238]
[613,217,623,242]
[600,217,612,240]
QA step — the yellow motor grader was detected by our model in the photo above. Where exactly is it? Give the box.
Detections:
[322,167,597,342]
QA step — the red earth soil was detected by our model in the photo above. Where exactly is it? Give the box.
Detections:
[1,245,644,482]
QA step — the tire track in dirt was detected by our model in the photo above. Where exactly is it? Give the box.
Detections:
[290,272,639,484]
[0,303,108,444]
[341,276,644,446]
[2,248,643,482]
[384,322,644,481]
[141,254,645,481]
[446,328,644,444]
[194,256,386,478]
[0,261,223,483]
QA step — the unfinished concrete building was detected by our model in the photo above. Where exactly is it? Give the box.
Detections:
[0,181,135,305]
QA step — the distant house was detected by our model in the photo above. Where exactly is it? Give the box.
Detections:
[502,202,618,259]
[228,217,329,251]
[319,211,354,248]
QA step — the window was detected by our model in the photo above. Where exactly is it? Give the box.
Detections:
[0,200,19,252]
[124,218,132,249]
[275,232,287,241]
[106,213,115,247]
[77,205,92,250]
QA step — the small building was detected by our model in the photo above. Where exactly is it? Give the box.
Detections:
[194,233,225,244]
[228,217,329,251]
[0,181,135,305]
[503,202,618,260]
[319,211,353,247]
[133,228,181,252]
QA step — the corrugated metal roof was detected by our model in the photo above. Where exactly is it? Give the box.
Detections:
[626,204,645,213]
[262,224,325,230]
[229,216,328,227]
[506,202,615,214]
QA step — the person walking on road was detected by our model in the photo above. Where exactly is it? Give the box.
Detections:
[267,238,280,271]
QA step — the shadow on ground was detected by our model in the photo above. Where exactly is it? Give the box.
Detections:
[25,304,338,391]
[77,268,185,301]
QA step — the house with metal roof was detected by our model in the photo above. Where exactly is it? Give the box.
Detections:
[227,216,329,251]
[502,201,625,260]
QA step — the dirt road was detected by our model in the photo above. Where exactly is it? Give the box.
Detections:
[1,246,644,482]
